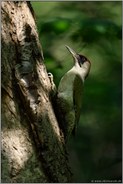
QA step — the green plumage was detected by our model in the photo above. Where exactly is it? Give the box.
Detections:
[57,68,84,141]
[56,45,91,142]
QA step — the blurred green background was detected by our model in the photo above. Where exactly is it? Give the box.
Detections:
[32,2,122,182]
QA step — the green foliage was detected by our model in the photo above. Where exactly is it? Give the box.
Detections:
[71,19,121,43]
[41,18,71,34]
[32,2,122,182]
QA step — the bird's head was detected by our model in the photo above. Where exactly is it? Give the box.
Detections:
[65,45,91,79]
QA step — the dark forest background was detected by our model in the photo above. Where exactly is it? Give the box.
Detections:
[32,2,122,182]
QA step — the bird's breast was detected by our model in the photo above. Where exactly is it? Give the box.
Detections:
[57,90,73,112]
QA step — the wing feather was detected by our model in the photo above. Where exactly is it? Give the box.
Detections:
[72,75,84,134]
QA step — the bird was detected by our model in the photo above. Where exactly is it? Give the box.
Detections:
[56,45,91,142]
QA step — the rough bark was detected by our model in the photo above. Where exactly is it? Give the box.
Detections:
[1,2,72,183]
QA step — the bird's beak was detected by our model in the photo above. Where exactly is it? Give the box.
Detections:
[65,45,78,62]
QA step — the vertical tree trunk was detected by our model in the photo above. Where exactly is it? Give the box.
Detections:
[1,2,72,183]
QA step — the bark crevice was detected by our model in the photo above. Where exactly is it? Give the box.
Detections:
[1,2,72,182]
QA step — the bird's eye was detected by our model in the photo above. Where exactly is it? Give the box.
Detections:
[77,55,88,67]
[79,55,87,63]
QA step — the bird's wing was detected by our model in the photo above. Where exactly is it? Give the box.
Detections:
[58,70,75,93]
[72,75,84,135]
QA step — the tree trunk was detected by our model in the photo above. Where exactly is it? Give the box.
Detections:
[1,2,72,183]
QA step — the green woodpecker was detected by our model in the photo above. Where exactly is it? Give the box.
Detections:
[57,46,91,141]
